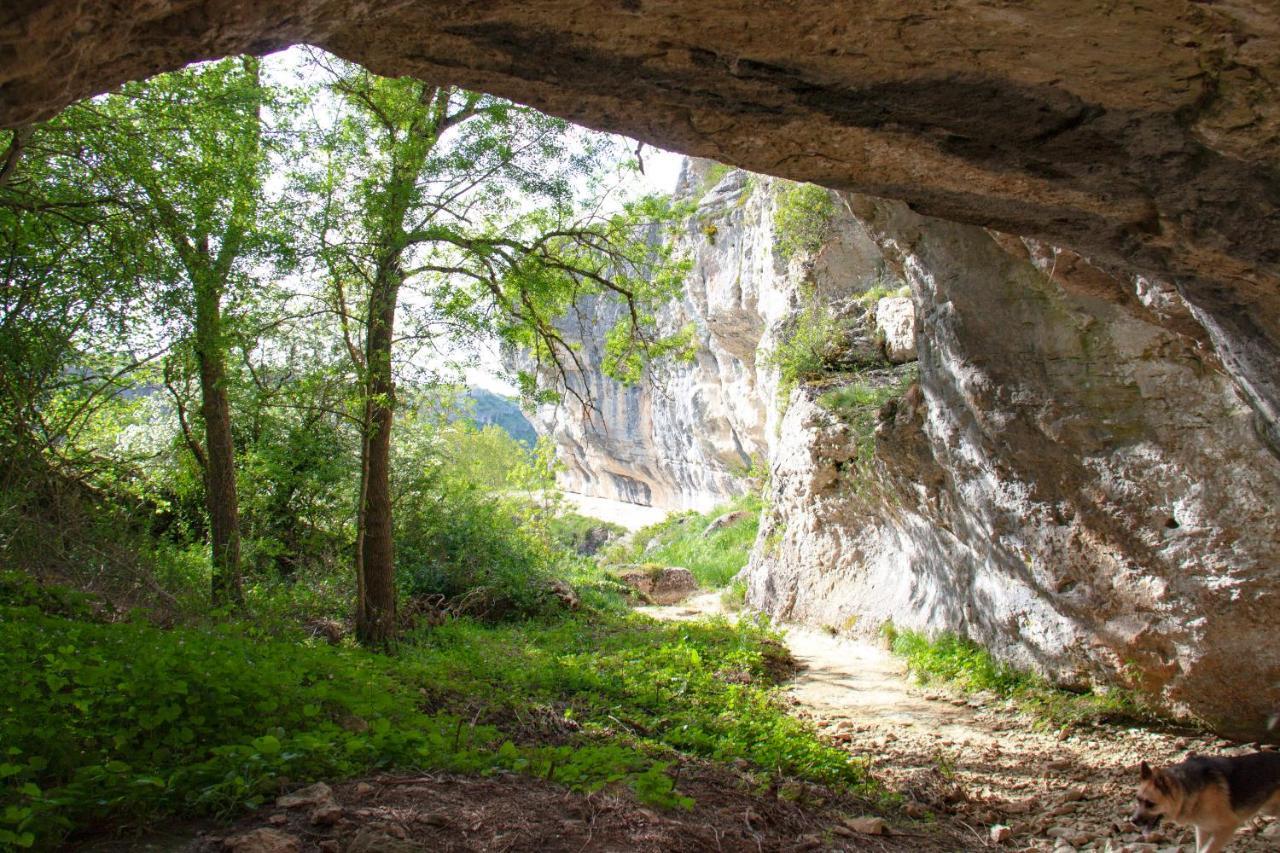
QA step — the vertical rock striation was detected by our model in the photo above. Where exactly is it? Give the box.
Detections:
[525,160,890,509]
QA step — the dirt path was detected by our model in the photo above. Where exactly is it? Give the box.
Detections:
[643,593,1280,853]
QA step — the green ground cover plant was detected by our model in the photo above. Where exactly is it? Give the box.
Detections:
[0,570,873,849]
[610,496,762,588]
[883,625,1163,731]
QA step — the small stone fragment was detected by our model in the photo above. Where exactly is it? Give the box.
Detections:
[276,782,334,809]
[310,802,343,826]
[843,816,886,835]
[990,824,1011,844]
[222,828,302,853]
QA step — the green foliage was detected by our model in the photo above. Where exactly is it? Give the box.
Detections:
[884,625,1162,731]
[0,607,502,847]
[774,182,837,262]
[0,597,876,848]
[391,412,567,620]
[395,484,561,620]
[700,163,733,195]
[405,611,870,791]
[761,294,853,398]
[854,277,910,306]
[545,512,626,556]
[720,579,748,611]
[608,496,761,589]
[0,571,95,620]
[816,366,918,465]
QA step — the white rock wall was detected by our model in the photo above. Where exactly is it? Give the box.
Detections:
[528,160,1280,737]
[527,160,887,509]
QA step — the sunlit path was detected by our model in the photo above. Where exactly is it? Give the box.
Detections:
[644,594,1280,852]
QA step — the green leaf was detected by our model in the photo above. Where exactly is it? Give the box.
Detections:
[252,735,281,755]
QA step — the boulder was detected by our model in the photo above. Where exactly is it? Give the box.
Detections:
[618,566,699,605]
[276,782,334,810]
[875,296,916,363]
[703,510,750,536]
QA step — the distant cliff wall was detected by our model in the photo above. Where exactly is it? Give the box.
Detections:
[524,159,889,510]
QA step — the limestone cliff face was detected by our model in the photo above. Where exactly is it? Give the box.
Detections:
[535,162,1280,738]
[744,195,1280,738]
[526,160,886,509]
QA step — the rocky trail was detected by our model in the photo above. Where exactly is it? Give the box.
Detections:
[643,593,1280,853]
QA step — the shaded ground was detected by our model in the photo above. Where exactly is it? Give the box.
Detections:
[644,593,1280,853]
[76,766,960,852]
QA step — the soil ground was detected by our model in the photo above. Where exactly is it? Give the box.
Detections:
[643,592,1280,853]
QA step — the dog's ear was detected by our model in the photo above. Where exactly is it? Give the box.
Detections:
[1139,760,1152,780]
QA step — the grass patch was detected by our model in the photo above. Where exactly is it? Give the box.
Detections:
[697,162,734,201]
[609,496,761,589]
[545,511,626,556]
[816,366,917,465]
[720,579,748,611]
[854,275,910,307]
[883,625,1162,731]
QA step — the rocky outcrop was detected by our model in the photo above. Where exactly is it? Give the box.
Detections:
[522,159,889,508]
[617,566,698,605]
[745,196,1280,738]
[4,2,1280,448]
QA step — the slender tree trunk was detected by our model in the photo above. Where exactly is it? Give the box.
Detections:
[355,264,400,645]
[194,281,243,607]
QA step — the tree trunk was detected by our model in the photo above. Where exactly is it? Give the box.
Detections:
[194,282,243,607]
[355,266,399,646]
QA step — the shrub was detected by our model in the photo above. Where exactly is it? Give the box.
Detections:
[395,482,560,620]
[762,295,854,400]
[774,182,836,262]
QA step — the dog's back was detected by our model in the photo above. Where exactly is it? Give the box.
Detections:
[1178,752,1280,818]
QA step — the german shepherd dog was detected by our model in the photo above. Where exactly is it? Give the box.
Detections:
[1131,752,1280,852]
